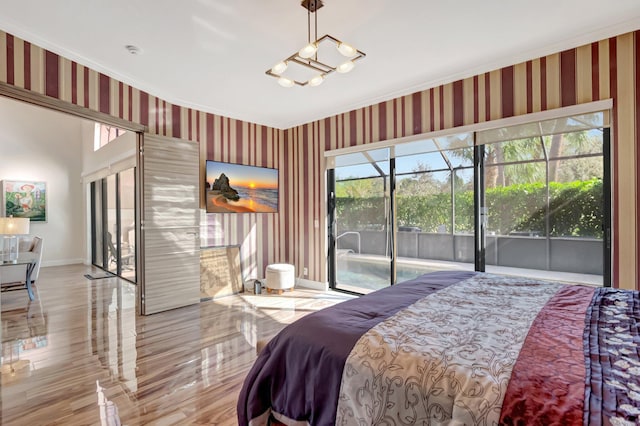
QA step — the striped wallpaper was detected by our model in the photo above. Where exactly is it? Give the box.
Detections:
[1,29,639,289]
[290,31,640,290]
[0,31,288,284]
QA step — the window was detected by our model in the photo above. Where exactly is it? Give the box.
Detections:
[327,110,610,291]
[90,167,137,283]
[94,123,127,151]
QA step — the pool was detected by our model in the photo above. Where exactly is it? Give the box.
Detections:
[336,255,445,292]
[335,253,601,291]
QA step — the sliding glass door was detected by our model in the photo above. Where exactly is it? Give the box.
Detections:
[331,148,392,293]
[479,113,609,285]
[106,175,118,275]
[394,134,475,281]
[119,168,136,282]
[90,167,137,283]
[91,179,105,267]
[327,111,611,291]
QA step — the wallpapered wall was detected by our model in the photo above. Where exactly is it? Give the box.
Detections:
[287,31,640,290]
[1,29,638,289]
[0,31,288,283]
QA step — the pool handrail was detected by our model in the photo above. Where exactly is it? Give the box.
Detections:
[336,231,361,254]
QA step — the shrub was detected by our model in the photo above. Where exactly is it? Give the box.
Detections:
[336,178,603,238]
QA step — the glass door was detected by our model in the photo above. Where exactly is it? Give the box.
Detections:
[106,174,118,275]
[480,114,609,286]
[330,148,392,293]
[91,180,104,267]
[119,168,136,282]
[327,111,610,293]
[90,167,137,283]
[394,135,475,281]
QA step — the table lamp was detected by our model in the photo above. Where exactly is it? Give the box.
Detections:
[0,216,30,263]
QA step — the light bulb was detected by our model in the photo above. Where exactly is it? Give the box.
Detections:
[336,60,355,74]
[271,61,288,75]
[337,42,357,57]
[278,77,295,88]
[298,42,318,59]
[308,75,325,87]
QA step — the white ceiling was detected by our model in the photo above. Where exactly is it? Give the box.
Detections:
[1,1,639,129]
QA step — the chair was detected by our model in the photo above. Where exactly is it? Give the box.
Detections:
[106,232,134,269]
[1,236,43,286]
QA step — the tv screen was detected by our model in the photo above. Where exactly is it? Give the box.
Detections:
[205,161,278,213]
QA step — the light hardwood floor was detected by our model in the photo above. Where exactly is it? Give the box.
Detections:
[0,264,353,425]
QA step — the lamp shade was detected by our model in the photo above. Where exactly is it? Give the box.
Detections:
[271,61,288,75]
[298,43,318,59]
[337,42,357,57]
[336,60,355,74]
[278,77,295,88]
[0,217,30,235]
[308,75,325,87]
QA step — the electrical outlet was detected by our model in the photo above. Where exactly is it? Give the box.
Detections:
[303,267,308,276]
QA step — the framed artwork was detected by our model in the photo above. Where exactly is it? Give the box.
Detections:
[199,245,243,300]
[1,180,47,222]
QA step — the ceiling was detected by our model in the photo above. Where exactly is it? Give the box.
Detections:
[1,1,639,130]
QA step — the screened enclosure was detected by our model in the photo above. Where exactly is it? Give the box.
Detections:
[327,111,610,293]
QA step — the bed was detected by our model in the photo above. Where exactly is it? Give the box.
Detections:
[237,270,640,425]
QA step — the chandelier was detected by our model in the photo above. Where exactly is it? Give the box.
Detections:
[266,0,366,87]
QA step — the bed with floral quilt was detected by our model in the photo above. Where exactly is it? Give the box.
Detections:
[237,270,640,425]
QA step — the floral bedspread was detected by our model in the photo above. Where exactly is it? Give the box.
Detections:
[336,274,563,425]
[238,272,640,426]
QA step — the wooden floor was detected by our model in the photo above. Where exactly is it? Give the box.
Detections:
[0,264,353,425]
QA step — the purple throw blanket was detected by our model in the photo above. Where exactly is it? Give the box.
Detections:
[237,270,476,425]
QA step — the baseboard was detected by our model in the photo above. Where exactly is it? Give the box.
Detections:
[42,258,84,268]
[295,278,328,292]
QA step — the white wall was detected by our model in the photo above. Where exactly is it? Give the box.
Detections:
[0,97,86,266]
[80,122,136,264]
[80,121,135,178]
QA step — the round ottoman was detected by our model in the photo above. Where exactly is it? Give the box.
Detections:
[265,263,295,294]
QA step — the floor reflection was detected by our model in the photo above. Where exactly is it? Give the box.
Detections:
[96,380,122,426]
[91,278,137,394]
[0,264,352,425]
[1,299,48,383]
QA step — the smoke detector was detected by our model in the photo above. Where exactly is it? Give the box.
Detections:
[125,45,142,55]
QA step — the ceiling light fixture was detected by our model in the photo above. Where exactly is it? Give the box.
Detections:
[266,0,366,87]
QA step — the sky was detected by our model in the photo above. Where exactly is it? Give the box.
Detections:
[206,161,278,189]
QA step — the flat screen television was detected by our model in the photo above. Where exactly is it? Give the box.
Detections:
[205,160,278,213]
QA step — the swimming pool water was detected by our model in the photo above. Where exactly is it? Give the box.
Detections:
[336,260,439,292]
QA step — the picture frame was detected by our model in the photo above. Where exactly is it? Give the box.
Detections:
[1,180,47,222]
[205,160,279,214]
[199,245,243,300]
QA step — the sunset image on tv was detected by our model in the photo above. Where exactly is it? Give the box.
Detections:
[205,161,278,213]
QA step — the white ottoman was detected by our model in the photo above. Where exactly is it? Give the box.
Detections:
[265,263,295,294]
